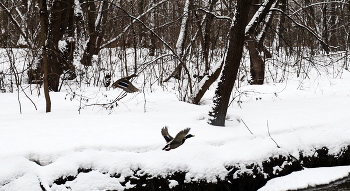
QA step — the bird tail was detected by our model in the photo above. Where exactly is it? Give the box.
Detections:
[125,83,139,93]
[111,80,139,93]
[162,144,171,151]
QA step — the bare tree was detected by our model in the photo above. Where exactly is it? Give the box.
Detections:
[3,0,350,114]
[208,0,253,126]
[80,0,109,66]
[38,0,51,112]
[44,0,76,92]
[148,0,157,56]
[163,0,192,81]
[246,0,278,85]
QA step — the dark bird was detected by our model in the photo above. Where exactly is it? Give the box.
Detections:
[111,74,139,93]
[161,126,195,151]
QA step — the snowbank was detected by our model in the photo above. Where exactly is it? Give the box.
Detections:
[1,70,350,190]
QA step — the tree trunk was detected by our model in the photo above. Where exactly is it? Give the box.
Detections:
[38,0,51,112]
[0,5,8,47]
[149,0,156,56]
[195,0,218,75]
[272,0,286,52]
[164,0,191,81]
[192,59,223,105]
[246,0,277,85]
[208,0,253,126]
[62,0,76,81]
[248,36,265,85]
[43,0,76,91]
[80,0,109,66]
[322,4,329,47]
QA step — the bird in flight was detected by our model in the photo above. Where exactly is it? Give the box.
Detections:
[161,126,194,151]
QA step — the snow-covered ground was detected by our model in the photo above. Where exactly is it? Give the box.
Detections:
[1,63,350,190]
[259,166,350,191]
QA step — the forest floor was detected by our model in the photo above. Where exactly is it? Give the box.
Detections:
[1,64,350,190]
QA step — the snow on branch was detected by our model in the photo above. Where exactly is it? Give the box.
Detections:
[291,1,350,15]
[95,1,105,29]
[0,2,33,48]
[176,0,190,57]
[256,1,278,43]
[245,0,277,36]
[195,8,232,21]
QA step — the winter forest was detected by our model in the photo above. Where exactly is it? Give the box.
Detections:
[1,0,350,190]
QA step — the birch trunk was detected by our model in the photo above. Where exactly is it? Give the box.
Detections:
[149,0,156,56]
[163,0,191,81]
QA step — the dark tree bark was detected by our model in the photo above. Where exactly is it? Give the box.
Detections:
[208,0,253,126]
[246,0,277,85]
[149,0,156,56]
[62,0,76,81]
[80,0,109,66]
[43,0,76,92]
[38,0,51,112]
[0,5,8,47]
[80,0,97,67]
[195,0,218,74]
[247,36,265,85]
[272,0,287,52]
[192,60,223,105]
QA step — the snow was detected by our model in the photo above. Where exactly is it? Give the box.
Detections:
[259,166,350,191]
[58,40,67,52]
[1,54,350,190]
[245,0,270,35]
[63,171,125,191]
[168,180,179,188]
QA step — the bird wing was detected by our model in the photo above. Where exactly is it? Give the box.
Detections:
[161,126,173,143]
[172,128,190,143]
[125,82,139,93]
[111,79,139,93]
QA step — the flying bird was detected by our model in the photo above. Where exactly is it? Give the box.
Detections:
[161,126,194,151]
[111,74,139,93]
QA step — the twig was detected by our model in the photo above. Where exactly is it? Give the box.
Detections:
[196,8,232,21]
[20,86,37,110]
[267,120,280,148]
[78,97,82,114]
[7,48,22,114]
[83,91,128,110]
[288,154,298,162]
[241,119,254,135]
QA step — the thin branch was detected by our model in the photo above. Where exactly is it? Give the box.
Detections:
[83,91,128,109]
[270,8,333,53]
[267,120,280,148]
[101,0,193,91]
[291,1,350,15]
[136,54,173,75]
[0,2,33,49]
[241,119,255,136]
[245,0,277,36]
[101,0,168,49]
[196,8,232,21]
[24,89,38,110]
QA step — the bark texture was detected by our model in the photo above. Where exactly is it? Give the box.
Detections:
[38,0,51,112]
[208,0,253,126]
